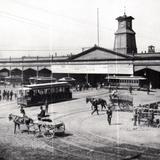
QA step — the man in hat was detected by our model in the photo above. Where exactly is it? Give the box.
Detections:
[106,105,112,125]
[38,106,46,120]
[20,105,25,117]
[91,99,99,115]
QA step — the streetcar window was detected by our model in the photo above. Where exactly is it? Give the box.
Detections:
[55,87,59,93]
[51,87,55,93]
[59,86,63,92]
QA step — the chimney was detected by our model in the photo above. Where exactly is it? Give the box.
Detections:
[148,45,155,53]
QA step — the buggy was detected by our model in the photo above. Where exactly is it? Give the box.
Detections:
[9,114,65,138]
[32,119,65,138]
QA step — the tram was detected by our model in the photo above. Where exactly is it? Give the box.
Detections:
[105,75,147,90]
[17,82,72,107]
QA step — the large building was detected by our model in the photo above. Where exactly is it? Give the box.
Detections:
[0,13,160,88]
[51,13,160,88]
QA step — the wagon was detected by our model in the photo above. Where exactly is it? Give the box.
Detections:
[9,113,65,138]
[109,93,133,111]
[135,103,160,127]
[31,120,65,138]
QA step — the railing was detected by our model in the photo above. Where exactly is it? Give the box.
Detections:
[0,56,69,63]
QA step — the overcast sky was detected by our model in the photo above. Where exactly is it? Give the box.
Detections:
[0,0,160,57]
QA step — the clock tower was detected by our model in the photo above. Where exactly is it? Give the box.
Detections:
[113,13,137,55]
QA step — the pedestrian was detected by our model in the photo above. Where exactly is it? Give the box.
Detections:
[108,83,111,93]
[137,108,142,125]
[129,86,132,94]
[3,90,6,100]
[106,106,112,125]
[91,99,99,115]
[45,100,49,115]
[147,85,150,95]
[7,91,10,101]
[10,90,13,101]
[148,110,154,127]
[133,108,138,126]
[20,106,25,117]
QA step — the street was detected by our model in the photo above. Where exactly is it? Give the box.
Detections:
[0,88,160,160]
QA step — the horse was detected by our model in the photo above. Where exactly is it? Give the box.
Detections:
[86,97,107,110]
[8,114,34,134]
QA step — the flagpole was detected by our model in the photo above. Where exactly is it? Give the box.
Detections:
[97,8,100,46]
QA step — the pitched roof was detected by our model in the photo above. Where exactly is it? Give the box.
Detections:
[69,45,133,61]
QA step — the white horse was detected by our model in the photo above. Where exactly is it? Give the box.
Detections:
[8,114,34,134]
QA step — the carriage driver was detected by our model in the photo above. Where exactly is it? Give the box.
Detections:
[38,106,46,120]
[111,90,117,98]
[20,105,25,117]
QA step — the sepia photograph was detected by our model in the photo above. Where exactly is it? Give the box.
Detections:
[0,0,160,159]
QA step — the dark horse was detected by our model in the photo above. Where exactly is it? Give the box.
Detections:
[86,97,107,110]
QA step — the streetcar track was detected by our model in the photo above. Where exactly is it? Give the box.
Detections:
[54,108,160,160]
[1,91,160,159]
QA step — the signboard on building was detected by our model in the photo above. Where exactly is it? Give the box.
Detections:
[51,63,133,74]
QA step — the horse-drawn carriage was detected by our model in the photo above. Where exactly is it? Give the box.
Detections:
[8,114,65,138]
[109,92,133,111]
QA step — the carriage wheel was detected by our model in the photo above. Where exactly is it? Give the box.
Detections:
[127,102,133,112]
[110,105,116,111]
[119,102,132,111]
[119,102,128,111]
[55,123,65,135]
[43,129,55,139]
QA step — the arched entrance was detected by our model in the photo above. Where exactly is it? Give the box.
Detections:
[23,68,37,84]
[135,68,160,89]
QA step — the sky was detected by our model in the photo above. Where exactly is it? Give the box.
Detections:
[0,0,160,57]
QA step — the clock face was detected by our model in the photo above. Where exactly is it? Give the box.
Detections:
[120,21,125,28]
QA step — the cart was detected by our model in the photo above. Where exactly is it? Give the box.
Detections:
[31,120,65,138]
[109,93,133,111]
[135,103,160,127]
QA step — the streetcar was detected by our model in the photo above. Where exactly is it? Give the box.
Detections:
[17,82,72,107]
[105,75,147,90]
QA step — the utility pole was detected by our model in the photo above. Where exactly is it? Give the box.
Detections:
[97,8,100,46]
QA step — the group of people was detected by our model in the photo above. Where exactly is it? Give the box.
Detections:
[133,106,158,127]
[0,90,16,101]
[75,83,91,91]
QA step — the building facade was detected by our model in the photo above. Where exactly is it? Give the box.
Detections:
[0,13,160,88]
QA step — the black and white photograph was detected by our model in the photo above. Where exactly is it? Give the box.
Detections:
[0,0,160,159]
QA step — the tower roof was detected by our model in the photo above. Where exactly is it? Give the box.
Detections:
[116,13,134,21]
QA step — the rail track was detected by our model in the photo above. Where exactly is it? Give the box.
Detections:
[44,108,160,160]
[1,91,160,160]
